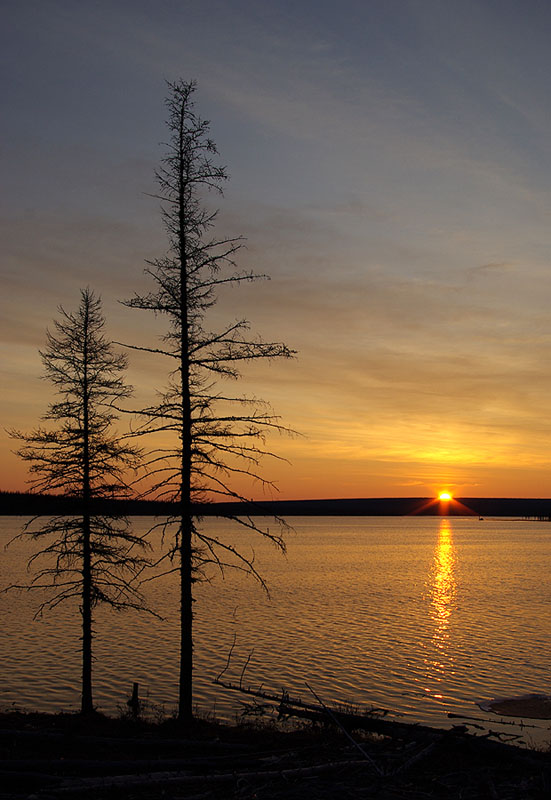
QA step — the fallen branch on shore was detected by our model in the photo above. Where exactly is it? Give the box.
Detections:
[214,674,389,721]
[214,675,445,739]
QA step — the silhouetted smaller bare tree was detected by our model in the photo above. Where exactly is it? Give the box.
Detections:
[8,288,148,714]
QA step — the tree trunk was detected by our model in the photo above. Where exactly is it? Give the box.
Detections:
[178,512,193,722]
[81,509,93,715]
[177,99,193,723]
[81,296,93,715]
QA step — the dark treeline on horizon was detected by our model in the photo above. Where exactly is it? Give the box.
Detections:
[2,490,551,518]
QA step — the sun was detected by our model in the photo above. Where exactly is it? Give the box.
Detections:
[438,491,452,502]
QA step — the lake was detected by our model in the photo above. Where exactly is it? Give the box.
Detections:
[1,515,550,746]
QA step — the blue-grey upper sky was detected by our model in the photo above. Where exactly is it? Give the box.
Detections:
[4,0,551,498]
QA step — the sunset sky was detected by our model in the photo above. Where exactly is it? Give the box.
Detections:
[3,0,551,499]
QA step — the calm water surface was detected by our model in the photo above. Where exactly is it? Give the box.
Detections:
[1,516,550,745]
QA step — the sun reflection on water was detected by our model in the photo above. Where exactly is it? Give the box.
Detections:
[430,518,457,651]
[415,519,459,704]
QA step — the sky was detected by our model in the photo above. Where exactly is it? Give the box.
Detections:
[3,0,551,500]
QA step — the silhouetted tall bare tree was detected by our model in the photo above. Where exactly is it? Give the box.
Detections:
[9,289,147,714]
[123,80,294,722]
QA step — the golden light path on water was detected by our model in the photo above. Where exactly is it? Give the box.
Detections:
[430,519,457,649]
[425,518,457,700]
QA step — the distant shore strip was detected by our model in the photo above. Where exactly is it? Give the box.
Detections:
[1,491,551,518]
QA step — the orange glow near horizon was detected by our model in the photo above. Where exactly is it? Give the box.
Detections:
[4,419,551,501]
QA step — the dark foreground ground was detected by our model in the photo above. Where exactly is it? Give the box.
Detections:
[1,710,550,799]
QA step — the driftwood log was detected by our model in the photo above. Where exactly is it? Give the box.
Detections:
[214,676,453,739]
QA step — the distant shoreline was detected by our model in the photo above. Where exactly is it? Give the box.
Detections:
[1,490,551,518]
